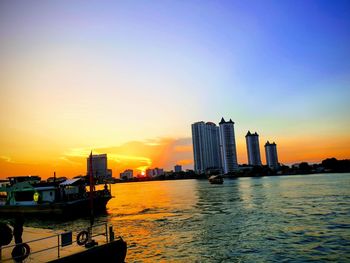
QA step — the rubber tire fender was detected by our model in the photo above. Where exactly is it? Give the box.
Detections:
[11,243,30,262]
[0,223,12,246]
[77,230,89,246]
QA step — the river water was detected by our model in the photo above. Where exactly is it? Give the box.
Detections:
[24,173,350,261]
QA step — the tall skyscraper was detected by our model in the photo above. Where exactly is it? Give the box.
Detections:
[246,131,262,166]
[219,118,238,173]
[265,141,279,169]
[191,121,221,174]
[87,154,108,180]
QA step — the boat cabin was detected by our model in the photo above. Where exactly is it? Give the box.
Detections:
[2,182,56,205]
[0,177,86,205]
[59,178,86,200]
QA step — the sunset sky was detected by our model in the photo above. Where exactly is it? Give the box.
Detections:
[1,0,349,178]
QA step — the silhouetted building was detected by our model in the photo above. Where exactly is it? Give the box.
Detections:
[265,141,279,169]
[87,154,110,181]
[192,121,221,174]
[174,164,182,173]
[246,131,262,166]
[120,169,133,180]
[146,168,164,177]
[219,118,238,173]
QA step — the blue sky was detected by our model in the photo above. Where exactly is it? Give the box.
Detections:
[0,0,349,176]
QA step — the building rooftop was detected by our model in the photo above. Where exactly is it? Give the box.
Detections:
[246,131,259,137]
[219,117,234,124]
[206,121,217,126]
[265,141,276,146]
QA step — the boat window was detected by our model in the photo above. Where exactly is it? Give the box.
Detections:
[14,191,35,201]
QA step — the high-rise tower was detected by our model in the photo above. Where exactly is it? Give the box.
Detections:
[219,118,238,173]
[265,141,279,169]
[246,131,262,166]
[191,121,221,174]
[87,154,108,180]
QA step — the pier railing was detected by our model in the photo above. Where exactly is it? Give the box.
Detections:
[0,223,114,262]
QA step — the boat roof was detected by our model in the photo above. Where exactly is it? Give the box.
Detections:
[60,178,82,186]
[11,181,35,192]
[34,186,56,191]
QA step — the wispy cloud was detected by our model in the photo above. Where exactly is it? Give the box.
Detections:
[174,145,192,152]
[59,156,83,166]
[60,137,193,176]
[177,159,193,166]
[108,154,152,166]
[0,156,13,163]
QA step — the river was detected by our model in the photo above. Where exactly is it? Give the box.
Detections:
[22,173,350,262]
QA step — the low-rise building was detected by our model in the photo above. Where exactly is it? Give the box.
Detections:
[146,168,164,178]
[174,164,182,173]
[120,169,133,180]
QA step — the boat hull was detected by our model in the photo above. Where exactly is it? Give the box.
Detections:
[209,180,224,184]
[48,238,127,263]
[0,196,111,216]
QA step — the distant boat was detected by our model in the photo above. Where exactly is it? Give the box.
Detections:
[208,175,224,184]
[0,176,112,216]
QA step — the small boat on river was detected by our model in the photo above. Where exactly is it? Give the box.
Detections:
[208,175,224,184]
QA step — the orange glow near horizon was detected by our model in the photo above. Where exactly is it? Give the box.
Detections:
[0,138,193,179]
[0,134,349,179]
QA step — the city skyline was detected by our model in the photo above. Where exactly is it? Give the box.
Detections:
[1,0,350,178]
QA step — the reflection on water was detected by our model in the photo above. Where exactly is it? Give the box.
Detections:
[11,174,350,261]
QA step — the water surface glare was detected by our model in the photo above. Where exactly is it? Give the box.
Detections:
[31,174,350,261]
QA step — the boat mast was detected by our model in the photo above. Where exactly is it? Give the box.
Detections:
[89,151,94,226]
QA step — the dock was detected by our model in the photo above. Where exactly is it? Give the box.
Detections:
[1,224,115,262]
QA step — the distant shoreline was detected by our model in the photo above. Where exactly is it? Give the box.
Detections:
[114,170,350,184]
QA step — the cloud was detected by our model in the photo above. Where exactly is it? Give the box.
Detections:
[0,137,194,178]
[60,137,193,177]
[59,156,83,166]
[174,145,192,152]
[177,159,193,166]
[0,156,13,163]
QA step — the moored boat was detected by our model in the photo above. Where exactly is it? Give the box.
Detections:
[0,153,127,262]
[0,176,112,216]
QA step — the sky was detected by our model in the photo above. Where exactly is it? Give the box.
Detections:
[1,0,350,178]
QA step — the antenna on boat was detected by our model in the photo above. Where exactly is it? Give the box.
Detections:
[89,151,94,226]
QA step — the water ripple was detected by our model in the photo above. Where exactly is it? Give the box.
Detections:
[7,173,350,262]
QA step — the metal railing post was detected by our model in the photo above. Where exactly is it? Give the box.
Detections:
[105,223,108,243]
[57,234,60,258]
[1,224,112,262]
